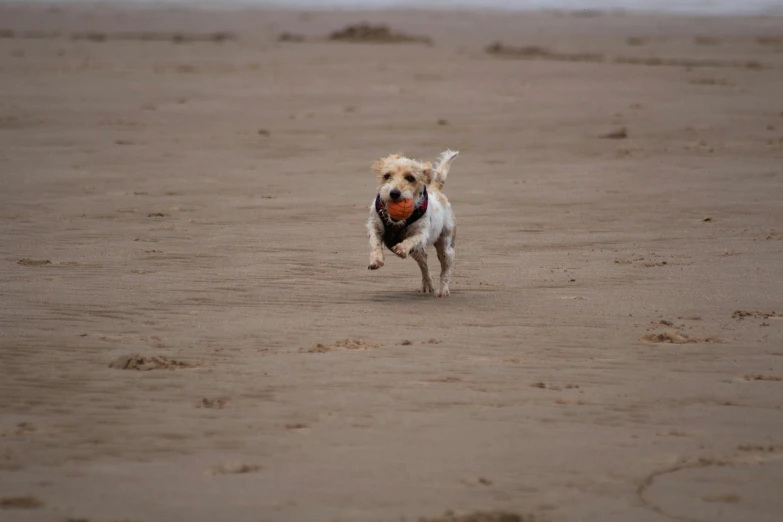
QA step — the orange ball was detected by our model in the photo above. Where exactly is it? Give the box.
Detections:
[386,198,415,221]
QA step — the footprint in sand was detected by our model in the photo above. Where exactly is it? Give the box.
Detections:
[640,448,783,522]
[284,423,308,430]
[305,339,379,353]
[66,518,142,522]
[743,374,781,382]
[3,422,37,437]
[0,495,44,509]
[210,462,262,475]
[733,310,782,320]
[418,510,544,522]
[17,258,51,266]
[641,331,721,344]
[600,127,628,139]
[199,397,231,409]
[108,354,200,371]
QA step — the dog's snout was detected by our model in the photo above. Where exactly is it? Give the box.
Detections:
[390,188,401,200]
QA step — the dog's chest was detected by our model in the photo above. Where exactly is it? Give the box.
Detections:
[381,223,413,250]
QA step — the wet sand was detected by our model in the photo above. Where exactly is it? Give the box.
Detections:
[1,4,782,522]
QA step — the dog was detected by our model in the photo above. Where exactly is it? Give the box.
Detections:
[366,149,459,297]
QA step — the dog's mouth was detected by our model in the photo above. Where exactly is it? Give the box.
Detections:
[382,197,414,207]
[375,186,429,225]
[379,186,417,204]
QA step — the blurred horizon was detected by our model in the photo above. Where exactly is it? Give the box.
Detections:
[10,0,783,15]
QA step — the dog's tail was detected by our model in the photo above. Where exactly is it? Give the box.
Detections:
[431,149,459,190]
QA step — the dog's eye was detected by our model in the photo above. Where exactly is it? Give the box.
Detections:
[383,173,391,180]
[405,175,416,183]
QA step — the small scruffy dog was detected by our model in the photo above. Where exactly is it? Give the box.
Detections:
[367,149,459,297]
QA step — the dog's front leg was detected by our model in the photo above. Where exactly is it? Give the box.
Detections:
[391,230,428,259]
[367,220,385,270]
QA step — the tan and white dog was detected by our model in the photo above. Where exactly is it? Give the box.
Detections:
[367,149,459,297]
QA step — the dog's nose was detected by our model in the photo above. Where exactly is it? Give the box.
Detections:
[390,189,401,200]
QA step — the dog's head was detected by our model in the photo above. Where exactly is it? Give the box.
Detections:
[371,153,432,204]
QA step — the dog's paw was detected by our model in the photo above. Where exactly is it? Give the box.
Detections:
[436,286,450,297]
[420,281,435,294]
[368,259,384,270]
[392,244,408,258]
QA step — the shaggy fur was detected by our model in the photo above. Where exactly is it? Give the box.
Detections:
[367,149,459,297]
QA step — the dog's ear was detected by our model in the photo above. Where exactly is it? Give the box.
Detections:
[370,153,402,174]
[371,158,386,174]
[421,161,433,184]
[372,153,403,175]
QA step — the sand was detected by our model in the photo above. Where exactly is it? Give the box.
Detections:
[1,4,782,522]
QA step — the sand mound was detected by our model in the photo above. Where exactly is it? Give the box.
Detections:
[329,23,430,44]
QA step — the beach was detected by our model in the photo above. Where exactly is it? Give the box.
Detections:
[1,3,782,521]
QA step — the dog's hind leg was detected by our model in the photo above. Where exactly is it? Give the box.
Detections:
[410,248,435,294]
[435,230,455,297]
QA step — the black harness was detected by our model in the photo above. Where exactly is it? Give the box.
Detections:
[374,186,429,250]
